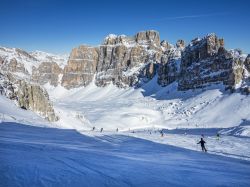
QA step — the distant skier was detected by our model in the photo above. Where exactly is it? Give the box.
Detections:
[116,128,119,132]
[160,130,164,137]
[197,138,207,152]
[100,128,103,132]
[0,85,3,95]
[216,133,220,140]
[92,126,95,131]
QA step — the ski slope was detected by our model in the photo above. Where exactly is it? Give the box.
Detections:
[44,77,250,137]
[1,82,250,186]
[1,122,250,187]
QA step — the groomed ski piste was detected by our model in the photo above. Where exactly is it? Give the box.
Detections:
[1,78,250,186]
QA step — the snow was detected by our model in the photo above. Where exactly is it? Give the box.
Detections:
[0,46,40,74]
[0,47,69,75]
[1,74,250,186]
[30,50,69,68]
[105,34,118,39]
[0,95,54,128]
[1,122,250,187]
[1,44,250,186]
[46,77,250,134]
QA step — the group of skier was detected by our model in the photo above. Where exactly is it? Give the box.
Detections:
[91,126,221,153]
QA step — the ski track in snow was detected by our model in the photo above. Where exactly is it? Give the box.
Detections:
[1,122,250,187]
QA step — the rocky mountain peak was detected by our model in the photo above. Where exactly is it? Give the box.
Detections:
[135,30,160,47]
[1,30,250,122]
[176,39,185,49]
[103,34,132,46]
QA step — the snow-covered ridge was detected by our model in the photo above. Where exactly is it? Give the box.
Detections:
[0,46,69,74]
[30,50,69,68]
[0,46,39,74]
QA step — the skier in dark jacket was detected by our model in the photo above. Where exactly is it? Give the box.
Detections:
[197,138,207,152]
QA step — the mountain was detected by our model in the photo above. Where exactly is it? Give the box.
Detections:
[0,47,67,121]
[1,31,250,187]
[0,30,250,133]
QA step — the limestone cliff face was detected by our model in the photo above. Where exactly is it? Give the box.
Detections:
[0,73,58,122]
[17,80,58,121]
[157,41,183,86]
[95,30,162,87]
[1,30,250,95]
[135,30,160,47]
[61,31,249,91]
[32,62,63,86]
[244,54,250,72]
[61,45,99,89]
[177,34,243,90]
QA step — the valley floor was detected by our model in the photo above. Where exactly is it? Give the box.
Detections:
[1,122,250,187]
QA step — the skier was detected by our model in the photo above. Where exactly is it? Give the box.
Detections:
[216,133,220,140]
[116,128,119,132]
[160,130,164,137]
[197,138,207,152]
[0,85,3,95]
[92,126,95,131]
[100,128,103,132]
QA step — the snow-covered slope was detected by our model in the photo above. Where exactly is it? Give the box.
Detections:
[44,77,250,137]
[0,95,57,128]
[1,122,250,187]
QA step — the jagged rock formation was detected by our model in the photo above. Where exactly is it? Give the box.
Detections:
[17,80,58,121]
[61,46,98,89]
[176,40,185,48]
[1,57,29,75]
[1,30,250,94]
[178,34,247,90]
[244,54,250,72]
[60,31,163,88]
[0,47,38,76]
[135,30,160,46]
[32,62,63,86]
[157,40,184,86]
[95,31,162,87]
[0,72,59,122]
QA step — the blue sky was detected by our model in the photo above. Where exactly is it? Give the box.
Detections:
[0,0,249,54]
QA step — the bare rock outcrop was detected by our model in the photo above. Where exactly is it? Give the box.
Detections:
[61,45,99,89]
[135,30,160,47]
[0,73,58,122]
[176,40,185,48]
[244,54,250,72]
[32,62,63,86]
[1,58,29,75]
[177,34,244,90]
[95,30,162,87]
[157,46,183,86]
[17,80,58,121]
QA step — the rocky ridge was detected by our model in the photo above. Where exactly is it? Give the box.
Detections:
[1,31,249,92]
[0,30,250,122]
[0,72,58,121]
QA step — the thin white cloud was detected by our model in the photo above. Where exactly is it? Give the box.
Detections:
[157,12,228,21]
